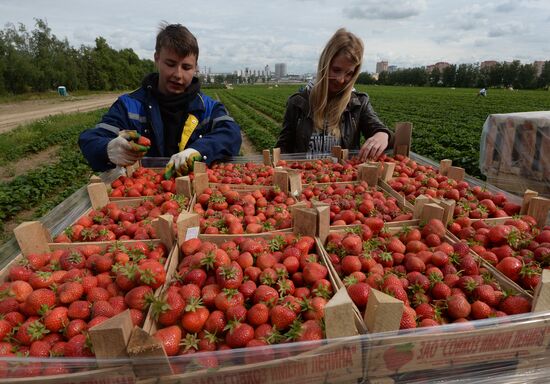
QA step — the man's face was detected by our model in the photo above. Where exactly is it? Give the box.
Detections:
[154,47,197,95]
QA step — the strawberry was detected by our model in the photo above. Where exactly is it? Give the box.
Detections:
[499,295,531,315]
[64,319,88,338]
[400,306,417,329]
[124,286,154,311]
[247,303,269,327]
[446,294,471,319]
[496,257,522,282]
[67,300,91,320]
[24,288,56,316]
[215,262,244,289]
[225,322,254,349]
[295,319,324,342]
[252,285,279,306]
[203,310,227,334]
[29,340,51,357]
[64,334,94,357]
[471,300,491,319]
[44,307,69,332]
[181,297,209,333]
[153,289,185,326]
[270,304,296,330]
[9,265,33,282]
[302,262,328,285]
[16,320,49,345]
[58,281,84,304]
[0,319,12,341]
[0,298,19,315]
[92,300,115,318]
[9,280,33,302]
[347,282,370,309]
[87,287,111,303]
[153,325,182,356]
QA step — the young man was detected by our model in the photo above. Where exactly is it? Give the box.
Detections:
[79,24,241,174]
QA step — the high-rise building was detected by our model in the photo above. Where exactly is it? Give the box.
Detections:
[275,63,287,79]
[376,61,388,73]
[480,60,498,70]
[265,65,270,77]
[533,61,545,76]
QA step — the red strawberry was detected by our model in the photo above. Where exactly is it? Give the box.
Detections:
[16,320,49,345]
[24,288,56,316]
[124,286,154,311]
[65,319,88,338]
[203,310,227,334]
[64,334,94,357]
[446,294,471,319]
[58,281,84,304]
[44,307,69,333]
[247,303,269,327]
[302,262,328,285]
[29,340,51,357]
[181,297,209,333]
[225,322,254,348]
[92,300,115,318]
[67,300,91,320]
[295,319,324,342]
[270,305,296,330]
[400,306,417,329]
[499,295,531,315]
[471,300,491,319]
[347,282,371,309]
[153,325,182,356]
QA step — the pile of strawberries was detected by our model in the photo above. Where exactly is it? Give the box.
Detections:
[383,154,521,219]
[150,235,330,365]
[54,193,187,243]
[324,218,531,329]
[449,215,550,291]
[276,158,357,184]
[193,185,295,234]
[0,241,168,374]
[298,181,412,225]
[109,167,176,197]
[206,162,275,185]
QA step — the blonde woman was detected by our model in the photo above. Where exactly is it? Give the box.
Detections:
[276,28,392,161]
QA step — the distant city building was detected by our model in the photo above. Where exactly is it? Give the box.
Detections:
[376,61,388,73]
[533,61,545,76]
[265,65,270,77]
[480,60,498,70]
[275,63,287,79]
[426,62,450,72]
[388,65,398,73]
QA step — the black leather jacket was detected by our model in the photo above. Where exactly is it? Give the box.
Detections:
[275,89,393,153]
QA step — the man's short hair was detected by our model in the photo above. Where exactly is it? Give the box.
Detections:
[155,23,199,59]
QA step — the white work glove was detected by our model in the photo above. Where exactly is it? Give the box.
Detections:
[165,148,202,177]
[107,135,145,166]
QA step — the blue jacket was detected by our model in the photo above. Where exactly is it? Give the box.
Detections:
[79,83,242,171]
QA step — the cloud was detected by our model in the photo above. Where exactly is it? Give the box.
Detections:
[487,22,529,37]
[343,0,426,20]
[494,1,516,12]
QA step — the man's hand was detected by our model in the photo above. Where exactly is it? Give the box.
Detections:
[164,148,202,178]
[358,132,389,162]
[107,132,147,166]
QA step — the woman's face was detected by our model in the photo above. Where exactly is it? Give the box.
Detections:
[327,53,357,96]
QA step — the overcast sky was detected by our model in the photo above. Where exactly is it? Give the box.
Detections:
[1,0,549,74]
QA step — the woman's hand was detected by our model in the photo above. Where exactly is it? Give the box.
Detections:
[358,132,389,161]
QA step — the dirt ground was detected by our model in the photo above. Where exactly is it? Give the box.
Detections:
[0,93,120,134]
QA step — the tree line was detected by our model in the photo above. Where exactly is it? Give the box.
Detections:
[358,61,550,89]
[0,19,154,95]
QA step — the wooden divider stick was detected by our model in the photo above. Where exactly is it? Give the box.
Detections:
[176,213,200,247]
[152,214,174,250]
[175,176,193,199]
[272,147,281,165]
[14,221,51,256]
[532,270,550,313]
[365,289,404,333]
[324,289,359,338]
[521,189,539,215]
[447,166,465,181]
[527,197,550,227]
[331,146,342,160]
[273,169,289,194]
[393,122,412,157]
[413,195,432,219]
[89,175,103,183]
[87,182,110,210]
[193,161,207,174]
[421,203,445,222]
[439,159,452,176]
[89,310,133,364]
[192,173,209,196]
[380,162,396,182]
[262,149,271,165]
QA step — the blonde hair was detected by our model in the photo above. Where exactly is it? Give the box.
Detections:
[310,28,364,134]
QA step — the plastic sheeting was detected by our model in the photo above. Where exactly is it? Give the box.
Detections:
[480,111,550,197]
